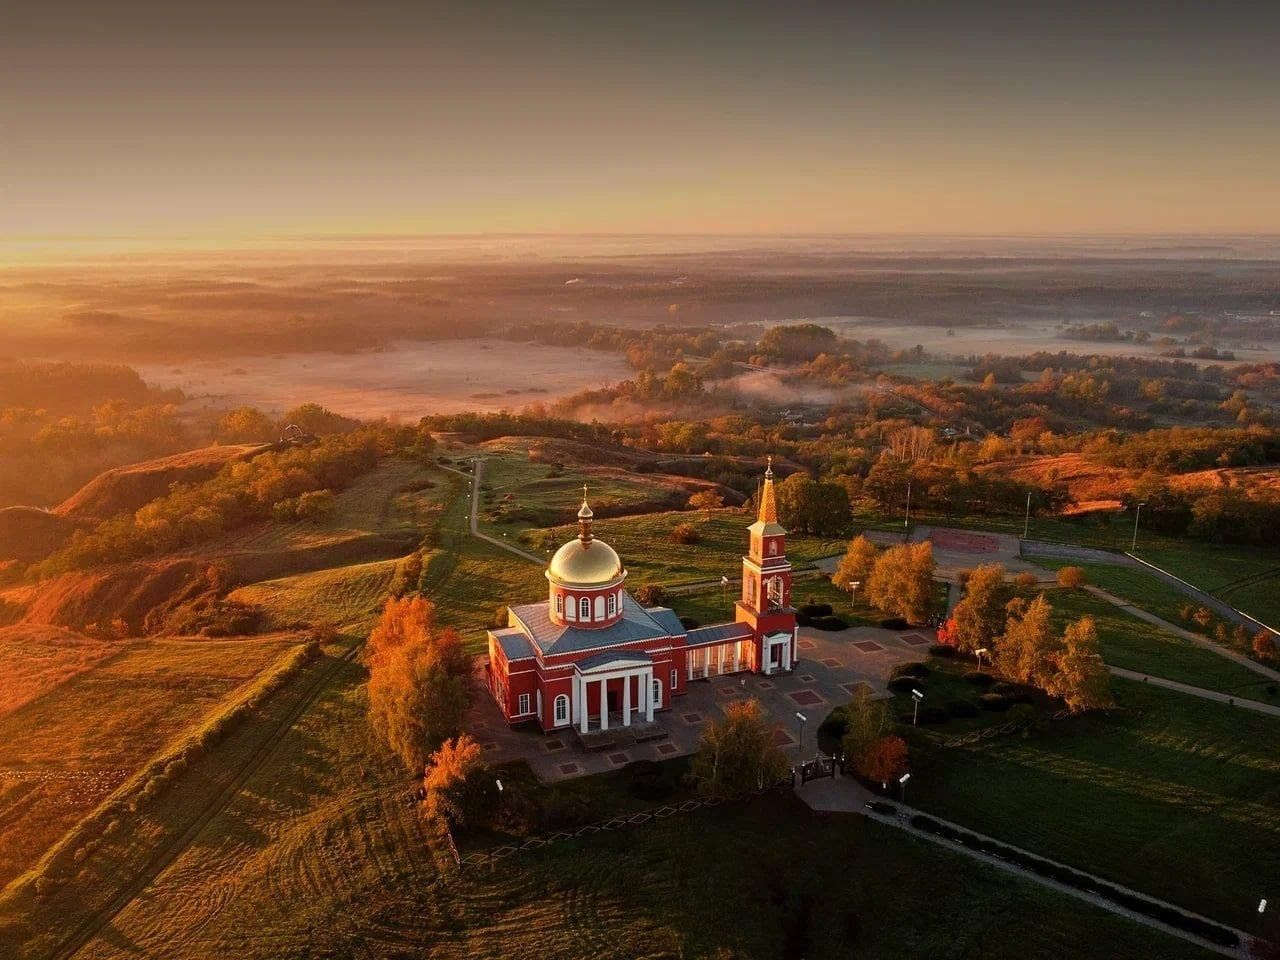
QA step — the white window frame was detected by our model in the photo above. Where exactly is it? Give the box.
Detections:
[566,596,577,621]
[670,668,678,691]
[594,594,605,619]
[651,678,662,708]
[555,593,563,616]
[554,694,569,724]
[607,593,616,617]
[517,693,531,715]
[580,596,591,621]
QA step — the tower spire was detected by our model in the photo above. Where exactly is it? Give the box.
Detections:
[758,457,778,524]
[577,484,594,544]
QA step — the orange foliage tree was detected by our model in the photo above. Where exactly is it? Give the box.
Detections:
[423,733,495,829]
[856,735,909,786]
[367,596,471,774]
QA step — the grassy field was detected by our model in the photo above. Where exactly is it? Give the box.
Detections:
[0,624,115,717]
[63,656,1216,960]
[903,677,1280,928]
[229,558,405,634]
[526,510,845,588]
[0,634,298,892]
[1044,585,1277,698]
[1136,543,1280,629]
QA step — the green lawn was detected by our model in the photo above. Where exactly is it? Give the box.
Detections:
[60,656,1216,960]
[903,677,1280,928]
[526,509,844,588]
[229,558,405,634]
[1136,543,1280,629]
[1044,585,1277,698]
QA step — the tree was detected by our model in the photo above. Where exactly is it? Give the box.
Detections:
[840,688,892,767]
[867,542,936,624]
[776,472,852,536]
[1254,631,1278,662]
[1056,566,1087,589]
[423,734,496,829]
[947,562,1006,653]
[995,594,1058,688]
[856,735,909,785]
[216,406,277,444]
[1045,616,1114,713]
[689,699,789,798]
[831,534,878,594]
[367,597,471,774]
[688,489,724,520]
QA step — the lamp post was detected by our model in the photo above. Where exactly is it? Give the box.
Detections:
[795,711,808,758]
[721,574,730,606]
[848,579,861,606]
[1023,490,1032,540]
[974,647,988,672]
[1131,501,1147,552]
[904,479,913,531]
[899,772,911,802]
[911,688,924,726]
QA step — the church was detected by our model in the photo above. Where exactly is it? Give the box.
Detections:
[486,461,798,733]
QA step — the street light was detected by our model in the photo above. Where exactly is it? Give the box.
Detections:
[904,479,913,531]
[495,778,503,793]
[974,647,988,672]
[795,711,808,757]
[1131,501,1147,552]
[899,772,911,802]
[721,574,730,606]
[848,579,861,606]
[1023,490,1032,540]
[911,688,924,726]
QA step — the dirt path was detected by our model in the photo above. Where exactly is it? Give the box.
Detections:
[798,777,1251,958]
[47,643,364,960]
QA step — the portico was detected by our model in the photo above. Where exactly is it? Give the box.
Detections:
[573,653,655,733]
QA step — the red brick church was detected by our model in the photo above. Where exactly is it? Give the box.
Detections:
[486,461,797,733]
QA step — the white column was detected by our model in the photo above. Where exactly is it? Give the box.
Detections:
[645,668,654,722]
[578,676,588,734]
[599,678,608,731]
[622,672,632,727]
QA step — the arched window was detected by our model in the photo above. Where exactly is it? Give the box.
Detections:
[767,577,783,607]
[594,594,605,619]
[607,593,616,617]
[768,540,778,555]
[555,593,563,616]
[651,678,662,708]
[580,596,591,620]
[554,694,569,724]
[566,596,576,621]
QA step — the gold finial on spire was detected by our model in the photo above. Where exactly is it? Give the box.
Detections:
[758,457,778,523]
[577,483,594,542]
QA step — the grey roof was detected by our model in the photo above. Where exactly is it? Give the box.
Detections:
[576,649,654,672]
[491,627,534,661]
[645,606,685,637]
[686,622,754,647]
[508,591,681,657]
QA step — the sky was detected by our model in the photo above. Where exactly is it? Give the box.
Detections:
[4,1,1280,247]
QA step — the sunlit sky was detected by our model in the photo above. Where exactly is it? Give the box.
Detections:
[5,1,1280,247]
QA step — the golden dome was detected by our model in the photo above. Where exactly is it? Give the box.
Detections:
[548,537,624,587]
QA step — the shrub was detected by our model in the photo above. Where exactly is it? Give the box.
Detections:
[918,705,948,725]
[879,617,909,630]
[678,616,701,629]
[891,662,930,679]
[929,644,956,657]
[810,615,849,631]
[979,693,1015,712]
[887,676,920,694]
[946,699,979,718]
[798,603,833,617]
[540,794,594,831]
[818,706,849,742]
[1014,571,1039,588]
[670,522,700,545]
[635,584,667,606]
[964,671,996,687]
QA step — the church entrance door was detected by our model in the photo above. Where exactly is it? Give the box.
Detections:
[607,689,620,716]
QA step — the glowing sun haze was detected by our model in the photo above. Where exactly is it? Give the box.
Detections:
[5,0,1280,249]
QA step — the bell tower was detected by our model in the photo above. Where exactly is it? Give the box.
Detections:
[735,458,797,673]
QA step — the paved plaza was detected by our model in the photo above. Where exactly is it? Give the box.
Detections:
[466,622,935,782]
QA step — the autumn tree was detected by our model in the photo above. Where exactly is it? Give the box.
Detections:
[367,596,471,774]
[688,489,725,520]
[840,688,893,767]
[689,699,789,798]
[216,406,277,444]
[1056,566,1087,589]
[856,735,910,786]
[423,734,496,828]
[1253,631,1277,662]
[775,472,852,536]
[947,562,1006,653]
[994,593,1058,687]
[831,534,878,594]
[1046,616,1114,713]
[867,542,936,624]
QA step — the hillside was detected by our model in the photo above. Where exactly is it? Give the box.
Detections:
[54,443,270,521]
[0,507,75,562]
